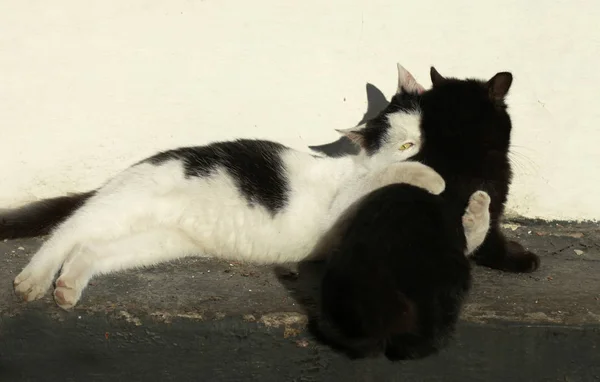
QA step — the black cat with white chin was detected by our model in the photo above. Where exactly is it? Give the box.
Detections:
[316,66,540,361]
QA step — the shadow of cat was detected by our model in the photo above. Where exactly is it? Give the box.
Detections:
[308,83,389,157]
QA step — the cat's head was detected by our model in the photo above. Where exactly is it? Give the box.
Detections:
[418,67,514,157]
[336,64,425,166]
[339,64,514,165]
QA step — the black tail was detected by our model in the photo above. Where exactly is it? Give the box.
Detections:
[0,191,95,239]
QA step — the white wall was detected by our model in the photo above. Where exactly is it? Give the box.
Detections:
[0,0,598,221]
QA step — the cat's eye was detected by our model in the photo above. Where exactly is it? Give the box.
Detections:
[399,142,414,151]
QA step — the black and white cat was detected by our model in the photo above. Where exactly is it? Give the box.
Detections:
[314,65,539,360]
[2,65,489,310]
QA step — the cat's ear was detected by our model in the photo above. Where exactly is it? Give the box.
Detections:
[336,124,367,147]
[396,63,425,94]
[430,66,446,86]
[487,72,513,101]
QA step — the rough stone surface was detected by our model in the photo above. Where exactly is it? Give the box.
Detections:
[1,220,599,381]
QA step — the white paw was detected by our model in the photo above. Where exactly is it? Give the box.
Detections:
[467,190,491,214]
[424,171,446,195]
[388,162,446,195]
[410,167,445,195]
[14,267,53,302]
[53,278,83,310]
[462,191,491,229]
[376,162,445,195]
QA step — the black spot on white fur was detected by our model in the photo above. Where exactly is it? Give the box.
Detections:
[147,139,289,215]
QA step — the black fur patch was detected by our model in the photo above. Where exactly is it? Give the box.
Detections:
[316,184,471,360]
[146,139,289,215]
[0,191,95,239]
[359,92,421,155]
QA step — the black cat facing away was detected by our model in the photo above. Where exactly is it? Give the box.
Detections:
[415,67,539,273]
[310,66,540,360]
[316,184,475,360]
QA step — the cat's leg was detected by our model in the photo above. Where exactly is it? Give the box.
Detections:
[462,191,491,256]
[13,213,102,302]
[14,160,191,301]
[471,224,540,273]
[325,162,445,233]
[53,228,200,309]
[371,162,446,195]
[14,188,172,301]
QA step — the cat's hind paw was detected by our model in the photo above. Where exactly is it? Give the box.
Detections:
[14,267,53,302]
[53,278,83,310]
[462,191,491,230]
[505,241,541,273]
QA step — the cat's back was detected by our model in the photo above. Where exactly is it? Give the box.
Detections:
[325,182,470,321]
[320,183,471,359]
[146,139,289,179]
[330,183,466,271]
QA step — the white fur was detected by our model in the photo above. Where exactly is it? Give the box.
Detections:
[462,190,492,255]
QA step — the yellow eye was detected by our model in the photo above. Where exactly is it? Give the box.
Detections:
[399,142,414,151]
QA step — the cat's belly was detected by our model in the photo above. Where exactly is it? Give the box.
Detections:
[179,204,329,263]
[175,176,334,264]
[120,157,343,263]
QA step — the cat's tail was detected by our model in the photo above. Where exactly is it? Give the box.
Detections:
[0,191,95,239]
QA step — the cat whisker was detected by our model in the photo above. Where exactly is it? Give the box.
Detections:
[509,148,539,177]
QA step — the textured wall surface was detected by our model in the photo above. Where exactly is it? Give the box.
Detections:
[0,1,598,220]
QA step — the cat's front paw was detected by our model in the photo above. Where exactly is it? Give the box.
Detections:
[376,162,445,195]
[427,173,446,195]
[402,163,446,195]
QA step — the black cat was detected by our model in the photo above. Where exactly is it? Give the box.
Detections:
[416,67,539,273]
[315,66,539,360]
[317,184,489,360]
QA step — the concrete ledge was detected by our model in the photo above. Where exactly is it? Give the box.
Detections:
[1,221,599,381]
